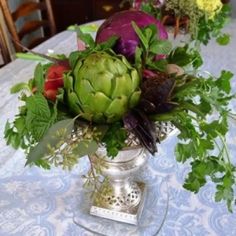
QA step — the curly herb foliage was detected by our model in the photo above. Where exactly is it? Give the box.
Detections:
[132,22,236,211]
[197,4,231,45]
[176,71,235,211]
[102,122,128,158]
[153,71,236,211]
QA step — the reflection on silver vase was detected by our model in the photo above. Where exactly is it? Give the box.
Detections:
[89,146,148,225]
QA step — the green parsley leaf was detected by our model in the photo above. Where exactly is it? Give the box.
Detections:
[168,45,203,69]
[216,33,231,45]
[215,173,235,212]
[102,122,128,158]
[175,142,193,163]
[215,70,234,94]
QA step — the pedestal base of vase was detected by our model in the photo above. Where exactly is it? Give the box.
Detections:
[89,147,148,225]
[73,176,169,235]
[90,182,146,225]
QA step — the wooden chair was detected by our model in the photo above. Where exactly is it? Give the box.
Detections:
[0,24,11,66]
[0,0,56,52]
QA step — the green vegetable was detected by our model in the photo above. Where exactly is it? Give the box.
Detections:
[70,51,141,123]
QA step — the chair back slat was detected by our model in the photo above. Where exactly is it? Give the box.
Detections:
[18,20,49,39]
[0,0,56,52]
[12,2,46,21]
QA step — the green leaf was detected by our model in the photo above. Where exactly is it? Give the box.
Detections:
[14,117,26,134]
[16,52,47,61]
[173,79,200,99]
[102,122,127,158]
[198,98,212,114]
[26,94,51,116]
[201,117,228,138]
[184,177,203,193]
[34,159,51,169]
[150,40,172,55]
[168,45,203,69]
[181,101,205,118]
[10,82,31,94]
[131,21,148,50]
[216,34,230,46]
[145,24,158,42]
[134,46,142,68]
[144,27,153,43]
[34,63,44,93]
[26,119,75,165]
[63,73,74,91]
[76,26,95,48]
[168,45,192,66]
[97,36,118,50]
[215,179,234,212]
[175,142,193,163]
[72,139,98,157]
[147,59,168,72]
[216,70,234,94]
[192,50,203,69]
[140,2,161,19]
[69,51,80,69]
[4,115,30,149]
[4,120,11,138]
[25,94,55,141]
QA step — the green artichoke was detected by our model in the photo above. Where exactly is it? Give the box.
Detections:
[67,51,141,123]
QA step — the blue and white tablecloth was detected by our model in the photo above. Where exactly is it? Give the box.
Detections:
[0,20,236,236]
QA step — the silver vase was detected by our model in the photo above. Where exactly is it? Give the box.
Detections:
[89,146,148,225]
[89,121,175,225]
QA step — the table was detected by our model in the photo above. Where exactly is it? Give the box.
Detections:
[0,20,236,236]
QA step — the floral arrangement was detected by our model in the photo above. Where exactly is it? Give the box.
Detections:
[125,0,231,44]
[4,9,236,211]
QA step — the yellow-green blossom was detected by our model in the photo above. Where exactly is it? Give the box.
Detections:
[196,0,223,18]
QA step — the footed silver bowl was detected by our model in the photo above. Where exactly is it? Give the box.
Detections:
[88,121,175,225]
[89,146,148,225]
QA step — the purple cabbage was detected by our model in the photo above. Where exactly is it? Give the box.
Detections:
[96,10,168,60]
